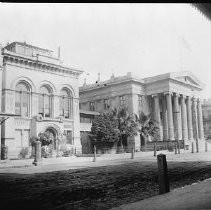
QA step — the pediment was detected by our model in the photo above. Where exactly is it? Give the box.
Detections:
[175,76,200,86]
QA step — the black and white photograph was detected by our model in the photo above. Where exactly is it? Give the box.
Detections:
[1,3,211,210]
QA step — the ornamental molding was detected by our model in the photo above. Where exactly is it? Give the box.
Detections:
[3,51,83,78]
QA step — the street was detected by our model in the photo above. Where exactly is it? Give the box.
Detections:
[1,151,211,210]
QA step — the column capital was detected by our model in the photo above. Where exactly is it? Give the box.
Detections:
[192,97,198,102]
[180,94,187,99]
[163,91,172,96]
[151,93,159,98]
[187,95,192,99]
[174,93,180,97]
[197,98,202,103]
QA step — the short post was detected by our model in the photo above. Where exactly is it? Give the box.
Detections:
[157,154,170,194]
[196,139,199,153]
[93,145,96,162]
[33,141,41,166]
[154,142,157,157]
[56,139,59,157]
[205,141,208,152]
[75,147,77,155]
[191,142,194,153]
[131,146,135,159]
[175,143,177,155]
[177,141,180,154]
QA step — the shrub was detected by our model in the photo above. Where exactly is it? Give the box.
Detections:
[1,145,8,160]
[38,132,53,146]
[167,145,174,152]
[18,147,30,159]
[41,145,53,158]
[29,136,39,147]
[60,145,75,157]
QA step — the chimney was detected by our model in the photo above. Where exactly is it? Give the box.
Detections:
[97,73,100,82]
[83,78,87,86]
[58,46,60,59]
[110,73,115,80]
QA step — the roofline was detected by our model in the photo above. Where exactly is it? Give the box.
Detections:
[80,71,204,92]
[3,48,84,75]
[5,41,53,53]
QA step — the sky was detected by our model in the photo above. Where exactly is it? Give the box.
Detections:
[0,3,211,98]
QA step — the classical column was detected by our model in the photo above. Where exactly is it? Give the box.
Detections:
[192,97,199,141]
[197,99,204,140]
[181,94,188,143]
[165,92,174,141]
[162,94,168,141]
[186,96,193,141]
[173,93,180,141]
[152,94,163,141]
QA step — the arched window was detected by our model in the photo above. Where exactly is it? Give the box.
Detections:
[60,88,72,119]
[39,86,52,118]
[15,82,30,117]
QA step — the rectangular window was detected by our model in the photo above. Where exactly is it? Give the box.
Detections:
[138,95,142,107]
[90,102,95,111]
[104,99,110,110]
[66,130,73,144]
[120,95,126,106]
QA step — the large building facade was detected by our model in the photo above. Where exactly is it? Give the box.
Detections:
[202,98,211,138]
[0,42,83,158]
[79,71,205,151]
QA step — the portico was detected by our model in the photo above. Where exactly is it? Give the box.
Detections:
[151,92,204,144]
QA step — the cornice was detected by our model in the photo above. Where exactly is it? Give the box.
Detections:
[2,50,83,78]
[80,77,145,93]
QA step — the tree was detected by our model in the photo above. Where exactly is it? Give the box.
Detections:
[89,112,120,147]
[135,112,159,151]
[38,131,54,147]
[111,107,139,151]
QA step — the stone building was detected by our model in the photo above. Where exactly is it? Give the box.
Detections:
[202,98,211,138]
[79,71,205,151]
[0,42,83,158]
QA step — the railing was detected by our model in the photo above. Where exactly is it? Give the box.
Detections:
[143,140,185,152]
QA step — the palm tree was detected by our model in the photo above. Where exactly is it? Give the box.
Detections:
[111,107,139,152]
[135,112,159,151]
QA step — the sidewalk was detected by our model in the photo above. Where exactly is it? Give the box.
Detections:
[0,149,181,174]
[112,178,211,210]
[0,148,202,175]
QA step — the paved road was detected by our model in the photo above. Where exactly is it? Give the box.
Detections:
[0,151,211,209]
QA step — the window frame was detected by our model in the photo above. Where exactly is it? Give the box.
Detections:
[119,95,126,106]
[104,99,110,110]
[66,130,73,144]
[90,102,95,111]
[39,86,52,118]
[15,82,30,117]
[60,88,72,119]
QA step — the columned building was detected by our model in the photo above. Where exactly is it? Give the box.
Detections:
[0,42,83,158]
[202,99,211,138]
[79,72,205,151]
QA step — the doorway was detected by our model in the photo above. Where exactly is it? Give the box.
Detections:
[45,128,57,150]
